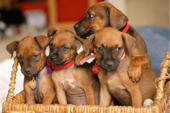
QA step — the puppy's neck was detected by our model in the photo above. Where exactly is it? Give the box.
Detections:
[38,65,50,78]
[24,63,47,81]
[47,58,75,70]
[119,23,129,33]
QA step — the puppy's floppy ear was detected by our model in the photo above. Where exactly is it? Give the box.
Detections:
[75,35,85,44]
[83,34,95,56]
[109,7,128,29]
[74,35,83,51]
[121,33,136,55]
[6,41,19,58]
[47,28,59,37]
[34,35,51,49]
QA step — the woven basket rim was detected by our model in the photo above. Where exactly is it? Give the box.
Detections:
[2,49,170,112]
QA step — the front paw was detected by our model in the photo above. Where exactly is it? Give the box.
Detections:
[75,56,81,66]
[128,65,142,82]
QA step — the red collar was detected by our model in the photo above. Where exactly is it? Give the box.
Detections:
[46,57,75,70]
[121,23,129,33]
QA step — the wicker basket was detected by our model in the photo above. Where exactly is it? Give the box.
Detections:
[2,50,170,113]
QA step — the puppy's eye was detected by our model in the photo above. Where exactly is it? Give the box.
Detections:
[33,54,39,59]
[63,46,71,50]
[17,56,22,60]
[116,47,122,52]
[97,47,103,51]
[89,14,94,18]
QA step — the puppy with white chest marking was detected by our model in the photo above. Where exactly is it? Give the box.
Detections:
[76,27,158,107]
[47,28,100,105]
[6,35,56,104]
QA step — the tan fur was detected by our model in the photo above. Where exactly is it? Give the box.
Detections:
[81,27,158,106]
[6,36,56,104]
[74,1,150,82]
[47,29,100,105]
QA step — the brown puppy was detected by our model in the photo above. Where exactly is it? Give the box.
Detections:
[74,1,150,82]
[76,27,158,107]
[47,28,100,105]
[6,35,56,104]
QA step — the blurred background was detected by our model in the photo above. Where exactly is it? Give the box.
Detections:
[0,0,169,62]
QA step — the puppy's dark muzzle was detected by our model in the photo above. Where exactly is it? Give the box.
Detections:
[74,22,79,31]
[49,55,57,61]
[24,67,31,74]
[22,67,35,77]
[100,60,119,72]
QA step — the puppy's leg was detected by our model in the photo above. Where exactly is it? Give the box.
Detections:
[129,84,142,107]
[24,83,36,104]
[42,92,55,104]
[84,84,96,105]
[128,55,151,82]
[26,93,35,104]
[99,85,112,106]
[56,86,67,104]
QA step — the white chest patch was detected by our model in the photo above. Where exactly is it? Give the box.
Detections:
[61,79,76,88]
[107,80,113,90]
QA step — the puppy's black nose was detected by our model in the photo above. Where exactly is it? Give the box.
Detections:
[106,62,114,68]
[74,23,79,30]
[50,56,57,61]
[24,68,31,74]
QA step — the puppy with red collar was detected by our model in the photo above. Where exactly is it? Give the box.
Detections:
[47,28,100,105]
[76,27,158,106]
[74,1,151,83]
[6,35,56,104]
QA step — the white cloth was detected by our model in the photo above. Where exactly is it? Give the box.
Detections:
[0,59,24,112]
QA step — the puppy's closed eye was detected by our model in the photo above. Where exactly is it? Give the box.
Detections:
[33,54,40,59]
[17,55,22,61]
[63,46,71,51]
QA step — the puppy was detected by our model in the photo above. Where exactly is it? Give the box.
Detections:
[47,28,100,105]
[76,27,158,107]
[74,1,151,82]
[6,35,56,104]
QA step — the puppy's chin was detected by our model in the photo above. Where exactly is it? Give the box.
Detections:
[50,60,66,66]
[21,69,39,77]
[102,67,117,72]
[22,72,36,77]
[76,29,95,39]
[100,65,119,72]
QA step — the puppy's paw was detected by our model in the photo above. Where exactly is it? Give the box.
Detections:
[128,65,142,82]
[75,57,81,66]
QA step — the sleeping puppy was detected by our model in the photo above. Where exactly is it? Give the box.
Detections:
[74,1,151,82]
[6,35,56,104]
[47,28,100,105]
[76,27,158,106]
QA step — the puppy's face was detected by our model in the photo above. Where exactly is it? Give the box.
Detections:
[48,29,81,65]
[6,36,50,76]
[94,28,124,71]
[74,2,128,39]
[82,27,135,72]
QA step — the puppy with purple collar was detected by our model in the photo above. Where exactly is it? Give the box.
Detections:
[47,28,100,105]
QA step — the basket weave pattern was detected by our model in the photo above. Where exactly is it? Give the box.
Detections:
[2,50,170,113]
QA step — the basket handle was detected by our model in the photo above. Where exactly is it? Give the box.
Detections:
[6,56,18,101]
[154,49,170,101]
